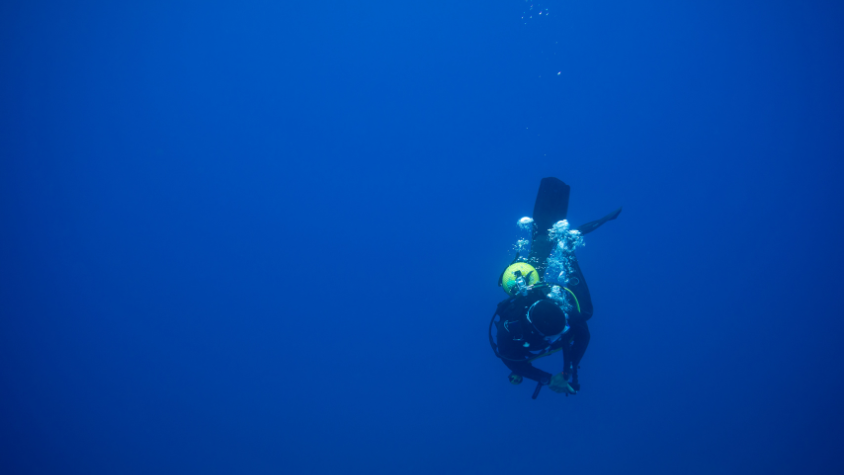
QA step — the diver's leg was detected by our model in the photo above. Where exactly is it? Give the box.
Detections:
[528,178,570,273]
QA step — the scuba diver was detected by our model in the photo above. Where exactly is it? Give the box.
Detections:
[489,177,621,399]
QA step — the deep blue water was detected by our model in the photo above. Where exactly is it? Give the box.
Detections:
[2,1,843,473]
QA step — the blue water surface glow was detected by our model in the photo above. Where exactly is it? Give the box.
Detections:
[1,1,843,474]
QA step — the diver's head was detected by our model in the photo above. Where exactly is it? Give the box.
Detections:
[526,299,566,338]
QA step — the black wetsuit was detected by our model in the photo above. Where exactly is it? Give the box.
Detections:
[492,258,592,388]
[490,177,618,390]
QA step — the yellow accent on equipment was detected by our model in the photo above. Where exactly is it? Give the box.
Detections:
[501,262,540,296]
[563,287,581,313]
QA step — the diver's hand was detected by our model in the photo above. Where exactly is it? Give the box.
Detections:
[548,372,576,394]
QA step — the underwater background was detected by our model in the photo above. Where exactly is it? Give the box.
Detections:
[2,1,843,473]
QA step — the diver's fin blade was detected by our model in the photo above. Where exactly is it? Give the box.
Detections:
[577,207,622,235]
[532,177,570,231]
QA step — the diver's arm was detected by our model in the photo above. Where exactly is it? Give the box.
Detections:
[561,337,574,377]
[554,336,578,394]
[557,317,590,392]
[502,359,552,385]
[554,352,579,393]
[567,317,591,371]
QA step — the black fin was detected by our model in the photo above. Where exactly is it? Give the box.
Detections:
[532,177,570,231]
[576,207,622,235]
[528,178,570,275]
